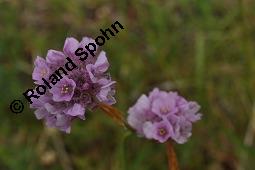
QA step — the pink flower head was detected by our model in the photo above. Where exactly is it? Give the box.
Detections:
[127,88,201,144]
[30,37,116,133]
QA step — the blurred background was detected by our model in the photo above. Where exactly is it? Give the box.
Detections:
[1,0,255,169]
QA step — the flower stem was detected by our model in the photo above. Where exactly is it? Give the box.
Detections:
[166,141,179,170]
[98,102,179,170]
[97,102,134,132]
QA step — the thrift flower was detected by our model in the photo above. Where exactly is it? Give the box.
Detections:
[127,88,201,144]
[32,56,50,84]
[31,37,116,133]
[49,77,76,102]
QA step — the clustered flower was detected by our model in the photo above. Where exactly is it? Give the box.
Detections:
[127,88,201,144]
[30,37,116,133]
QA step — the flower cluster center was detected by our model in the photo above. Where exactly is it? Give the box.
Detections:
[40,68,48,77]
[159,128,167,136]
[61,85,70,94]
[160,107,169,114]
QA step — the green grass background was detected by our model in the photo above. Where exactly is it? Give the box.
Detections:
[0,0,255,169]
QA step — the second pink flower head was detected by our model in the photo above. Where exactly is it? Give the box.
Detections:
[127,88,201,144]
